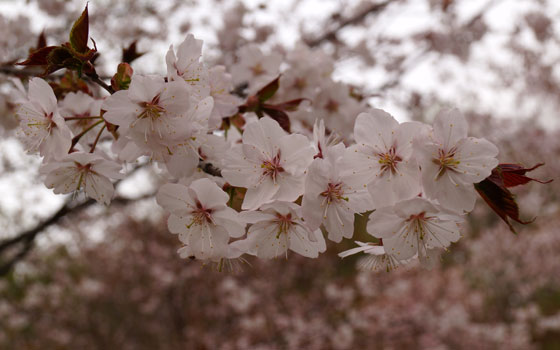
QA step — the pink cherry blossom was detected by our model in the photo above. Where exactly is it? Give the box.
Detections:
[40,152,124,205]
[339,241,401,272]
[238,201,326,259]
[346,109,425,208]
[208,65,241,128]
[367,197,463,261]
[17,78,72,160]
[302,144,373,242]
[165,34,210,98]
[156,178,246,260]
[59,92,103,147]
[222,117,314,210]
[230,44,282,94]
[415,109,499,213]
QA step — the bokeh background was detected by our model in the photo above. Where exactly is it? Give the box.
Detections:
[0,0,559,349]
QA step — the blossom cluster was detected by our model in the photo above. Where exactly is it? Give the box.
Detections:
[15,33,500,270]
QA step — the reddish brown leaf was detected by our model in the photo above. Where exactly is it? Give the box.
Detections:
[263,107,291,132]
[474,179,534,234]
[271,98,309,112]
[256,76,280,102]
[17,46,58,67]
[122,41,144,64]
[69,4,89,54]
[36,31,47,50]
[497,163,552,187]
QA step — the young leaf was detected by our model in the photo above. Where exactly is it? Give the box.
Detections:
[474,163,549,234]
[496,163,552,188]
[263,107,291,132]
[69,4,89,54]
[256,76,280,102]
[17,46,58,68]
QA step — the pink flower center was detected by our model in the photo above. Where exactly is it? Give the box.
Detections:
[325,99,339,113]
[433,147,460,179]
[189,201,213,227]
[139,95,165,120]
[261,152,284,183]
[377,146,402,175]
[274,213,293,238]
[320,182,347,204]
[293,77,307,90]
[405,211,435,240]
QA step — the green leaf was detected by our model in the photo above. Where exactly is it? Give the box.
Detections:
[69,4,89,54]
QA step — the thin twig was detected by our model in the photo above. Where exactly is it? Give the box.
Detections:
[306,0,392,47]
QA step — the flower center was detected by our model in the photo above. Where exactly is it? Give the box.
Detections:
[293,77,307,90]
[378,146,402,175]
[320,182,347,204]
[138,95,165,120]
[189,201,213,227]
[261,152,284,183]
[275,213,293,238]
[251,63,265,76]
[325,99,339,113]
[405,212,435,240]
[433,147,460,179]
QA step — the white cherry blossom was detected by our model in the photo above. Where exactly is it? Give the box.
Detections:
[17,78,72,160]
[230,44,282,94]
[367,197,463,261]
[59,92,103,146]
[40,152,124,204]
[156,178,246,260]
[238,201,326,259]
[346,109,425,209]
[415,109,499,213]
[102,75,192,146]
[208,65,241,129]
[222,117,314,210]
[302,144,373,242]
[339,242,401,272]
[166,34,210,98]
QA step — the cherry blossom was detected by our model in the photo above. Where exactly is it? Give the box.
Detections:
[222,117,314,210]
[415,109,499,213]
[346,109,425,208]
[238,201,326,259]
[339,241,401,272]
[59,92,103,146]
[230,44,282,94]
[302,144,373,242]
[165,34,210,98]
[102,75,192,146]
[156,178,246,260]
[367,197,463,261]
[40,152,124,205]
[207,65,241,128]
[17,78,72,160]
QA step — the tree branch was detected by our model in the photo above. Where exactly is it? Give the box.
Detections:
[306,0,392,47]
[0,163,150,276]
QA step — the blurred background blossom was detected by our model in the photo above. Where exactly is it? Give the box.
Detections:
[0,0,559,349]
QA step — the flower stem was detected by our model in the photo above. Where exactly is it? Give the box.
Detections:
[70,119,104,151]
[89,124,107,153]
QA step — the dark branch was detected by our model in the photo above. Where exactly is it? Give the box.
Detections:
[306,0,392,47]
[0,164,150,276]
